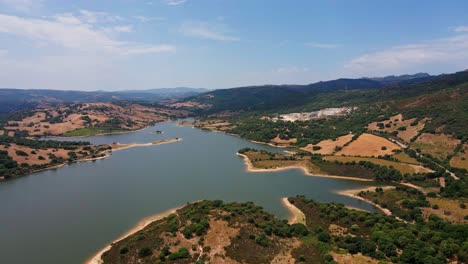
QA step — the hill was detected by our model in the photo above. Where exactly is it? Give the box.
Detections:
[96,198,467,264]
[0,88,208,114]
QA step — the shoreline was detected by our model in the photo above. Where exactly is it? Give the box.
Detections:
[1,138,182,182]
[85,203,188,264]
[237,153,374,182]
[110,138,183,151]
[281,197,306,225]
[336,186,395,216]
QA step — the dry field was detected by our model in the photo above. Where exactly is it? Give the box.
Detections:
[392,152,420,164]
[422,197,468,224]
[450,144,468,169]
[323,156,431,174]
[0,143,96,166]
[301,134,354,155]
[367,114,426,142]
[335,133,400,157]
[4,103,183,136]
[412,133,460,160]
[194,120,236,131]
[330,252,380,264]
[270,135,298,146]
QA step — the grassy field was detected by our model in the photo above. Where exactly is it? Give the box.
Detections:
[62,127,128,137]
[422,197,468,224]
[450,144,468,169]
[393,152,420,164]
[324,156,430,174]
[412,133,460,160]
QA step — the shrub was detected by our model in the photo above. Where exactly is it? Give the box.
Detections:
[119,246,128,254]
[138,247,152,257]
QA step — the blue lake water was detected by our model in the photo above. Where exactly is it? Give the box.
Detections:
[0,120,379,263]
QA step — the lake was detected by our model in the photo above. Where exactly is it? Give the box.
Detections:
[0,120,379,263]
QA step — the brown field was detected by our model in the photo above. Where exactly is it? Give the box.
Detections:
[393,152,420,164]
[412,133,460,160]
[301,134,354,155]
[335,133,400,157]
[367,114,426,142]
[422,197,468,224]
[4,103,185,136]
[324,156,431,174]
[330,252,380,264]
[270,135,297,146]
[194,120,236,131]
[0,143,89,166]
[450,144,468,169]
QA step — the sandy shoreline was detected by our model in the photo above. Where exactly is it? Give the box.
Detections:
[85,204,188,264]
[336,186,395,216]
[281,197,306,225]
[237,153,374,182]
[110,138,182,151]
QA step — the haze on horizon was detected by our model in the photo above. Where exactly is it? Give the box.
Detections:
[0,0,467,90]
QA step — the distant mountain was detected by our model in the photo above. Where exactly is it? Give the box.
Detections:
[175,78,384,113]
[368,73,433,84]
[0,87,208,113]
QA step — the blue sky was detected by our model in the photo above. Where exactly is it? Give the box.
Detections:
[0,0,467,90]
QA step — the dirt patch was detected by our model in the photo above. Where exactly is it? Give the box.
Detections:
[204,218,240,264]
[270,238,301,264]
[330,252,380,264]
[301,134,354,155]
[328,224,350,237]
[335,133,400,157]
[412,133,460,160]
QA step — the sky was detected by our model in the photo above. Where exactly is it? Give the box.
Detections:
[0,0,467,90]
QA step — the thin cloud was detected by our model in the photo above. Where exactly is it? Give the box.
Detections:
[0,13,175,55]
[0,0,41,12]
[134,15,165,22]
[453,25,468,32]
[344,33,468,76]
[306,41,338,49]
[164,0,187,6]
[181,22,239,42]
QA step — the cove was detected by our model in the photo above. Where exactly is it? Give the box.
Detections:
[0,120,379,264]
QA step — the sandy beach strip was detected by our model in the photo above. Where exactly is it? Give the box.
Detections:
[85,203,189,264]
[111,138,182,151]
[336,186,395,216]
[281,197,306,225]
[237,153,374,182]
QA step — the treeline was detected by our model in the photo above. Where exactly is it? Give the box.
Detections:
[291,196,468,263]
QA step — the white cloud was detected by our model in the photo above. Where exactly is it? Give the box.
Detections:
[78,10,123,24]
[134,15,165,22]
[306,41,338,49]
[453,26,468,32]
[344,33,468,76]
[164,0,187,6]
[0,13,175,55]
[181,22,239,42]
[0,0,41,12]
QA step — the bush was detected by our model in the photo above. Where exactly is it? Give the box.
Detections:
[168,247,190,260]
[138,247,152,257]
[119,246,129,254]
[15,150,28,156]
[432,204,439,209]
